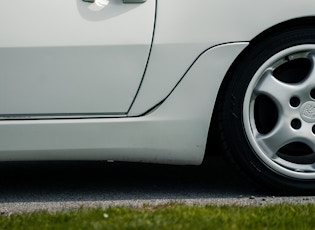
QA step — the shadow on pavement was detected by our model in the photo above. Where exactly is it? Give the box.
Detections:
[0,155,264,203]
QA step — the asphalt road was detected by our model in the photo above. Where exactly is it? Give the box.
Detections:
[0,156,315,214]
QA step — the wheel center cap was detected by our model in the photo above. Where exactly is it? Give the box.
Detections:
[300,101,315,123]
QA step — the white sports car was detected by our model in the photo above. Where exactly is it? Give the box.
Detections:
[2,0,315,193]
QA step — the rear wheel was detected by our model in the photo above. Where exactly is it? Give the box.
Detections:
[218,26,315,193]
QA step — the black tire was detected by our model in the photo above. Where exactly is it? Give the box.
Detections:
[217,25,315,193]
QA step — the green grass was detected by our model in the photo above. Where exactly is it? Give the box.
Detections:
[1,203,315,230]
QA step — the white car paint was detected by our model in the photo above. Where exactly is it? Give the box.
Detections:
[0,0,155,115]
[130,0,315,115]
[0,43,246,163]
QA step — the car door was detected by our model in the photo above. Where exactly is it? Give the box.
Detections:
[0,0,155,118]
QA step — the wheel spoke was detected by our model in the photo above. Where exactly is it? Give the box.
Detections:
[254,70,295,107]
[256,120,295,158]
[299,163,315,172]
[302,53,315,86]
[273,158,315,173]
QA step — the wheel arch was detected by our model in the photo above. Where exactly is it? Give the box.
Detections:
[223,16,315,93]
[205,16,315,158]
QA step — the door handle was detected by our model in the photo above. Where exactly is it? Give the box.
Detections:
[82,0,147,3]
[123,0,146,3]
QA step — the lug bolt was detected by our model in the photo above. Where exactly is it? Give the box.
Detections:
[291,119,302,130]
[290,96,300,107]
